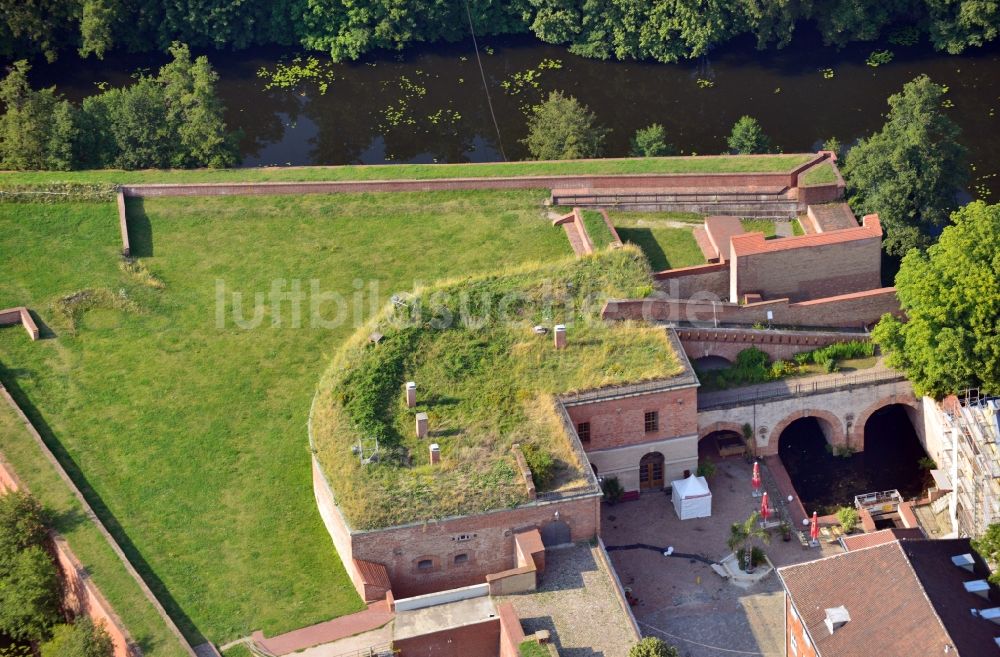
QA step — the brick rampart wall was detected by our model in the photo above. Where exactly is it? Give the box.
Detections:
[498,603,525,657]
[349,494,600,598]
[0,457,135,657]
[653,263,730,299]
[677,327,866,363]
[122,169,806,199]
[0,385,198,657]
[314,452,601,600]
[732,235,882,302]
[117,191,130,256]
[602,287,900,329]
[0,307,40,340]
[395,617,500,657]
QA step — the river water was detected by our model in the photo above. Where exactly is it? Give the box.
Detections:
[25,31,1000,198]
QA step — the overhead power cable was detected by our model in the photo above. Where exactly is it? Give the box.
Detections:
[463,0,507,161]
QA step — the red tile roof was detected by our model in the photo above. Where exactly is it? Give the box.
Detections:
[842,528,925,551]
[779,538,1000,657]
[731,214,881,257]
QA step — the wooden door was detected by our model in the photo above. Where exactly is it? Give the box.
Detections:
[639,453,664,490]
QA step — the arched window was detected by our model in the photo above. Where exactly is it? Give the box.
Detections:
[454,553,469,565]
[417,559,433,571]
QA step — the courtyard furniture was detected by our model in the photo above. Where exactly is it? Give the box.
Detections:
[671,474,713,519]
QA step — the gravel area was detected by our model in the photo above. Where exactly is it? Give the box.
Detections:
[500,543,637,657]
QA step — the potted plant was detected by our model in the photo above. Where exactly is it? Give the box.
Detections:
[601,476,624,506]
[728,511,771,573]
[779,521,792,542]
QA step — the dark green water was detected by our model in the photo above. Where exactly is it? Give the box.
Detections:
[780,406,929,516]
[24,31,1000,199]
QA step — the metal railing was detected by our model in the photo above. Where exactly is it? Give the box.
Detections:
[697,369,907,411]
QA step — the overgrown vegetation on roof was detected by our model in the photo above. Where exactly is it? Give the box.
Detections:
[311,246,681,529]
[580,209,616,249]
[801,160,838,185]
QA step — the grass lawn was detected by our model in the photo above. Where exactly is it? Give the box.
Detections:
[608,211,704,271]
[0,396,189,657]
[740,218,777,238]
[800,161,837,186]
[580,210,616,249]
[0,154,815,186]
[312,247,679,530]
[0,189,570,645]
[792,218,805,236]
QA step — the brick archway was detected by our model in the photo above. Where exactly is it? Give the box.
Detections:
[771,409,846,455]
[698,421,746,442]
[852,394,920,451]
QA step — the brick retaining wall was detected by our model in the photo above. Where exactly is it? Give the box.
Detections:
[601,287,900,329]
[676,327,867,363]
[0,307,39,340]
[0,385,198,657]
[0,450,136,657]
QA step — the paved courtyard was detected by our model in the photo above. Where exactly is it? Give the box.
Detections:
[602,456,841,657]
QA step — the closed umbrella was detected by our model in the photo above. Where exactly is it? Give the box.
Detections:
[760,491,770,524]
[751,461,761,497]
[810,511,820,544]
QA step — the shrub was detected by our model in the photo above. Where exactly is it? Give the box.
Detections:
[696,460,716,478]
[630,123,674,157]
[836,506,860,533]
[727,116,772,154]
[522,91,607,160]
[601,476,624,505]
[0,546,61,642]
[0,491,49,558]
[628,637,679,657]
[521,443,555,490]
[919,456,937,470]
[40,618,114,657]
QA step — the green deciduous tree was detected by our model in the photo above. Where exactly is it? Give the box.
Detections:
[0,61,80,170]
[926,0,1000,53]
[77,43,239,169]
[872,201,1000,397]
[628,636,680,657]
[973,523,1000,583]
[0,492,59,644]
[842,75,967,256]
[631,123,675,157]
[40,618,114,657]
[727,115,772,154]
[523,91,607,160]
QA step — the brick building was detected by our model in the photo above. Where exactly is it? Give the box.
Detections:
[778,538,1000,657]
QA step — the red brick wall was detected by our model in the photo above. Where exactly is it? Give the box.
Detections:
[565,387,697,452]
[396,617,500,657]
[733,236,882,302]
[349,495,600,598]
[676,328,864,364]
[0,461,135,657]
[498,603,526,657]
[602,287,900,329]
[786,596,818,657]
[653,263,730,299]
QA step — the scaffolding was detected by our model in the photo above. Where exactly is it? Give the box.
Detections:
[943,390,1000,537]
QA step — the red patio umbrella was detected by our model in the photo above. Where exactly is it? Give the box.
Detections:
[760,491,770,523]
[751,461,761,495]
[810,511,820,543]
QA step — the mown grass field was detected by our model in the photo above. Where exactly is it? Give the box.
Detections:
[0,189,570,644]
[609,211,705,271]
[800,160,838,185]
[0,154,814,186]
[0,397,189,657]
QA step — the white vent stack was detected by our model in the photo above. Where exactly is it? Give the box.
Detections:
[405,381,417,408]
[980,607,1000,625]
[554,324,567,349]
[415,412,428,438]
[824,606,850,635]
[965,579,991,600]
[953,553,976,572]
[429,443,440,465]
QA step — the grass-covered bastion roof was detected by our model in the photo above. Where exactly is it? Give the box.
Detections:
[310,245,683,530]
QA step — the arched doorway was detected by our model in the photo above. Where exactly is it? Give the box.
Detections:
[692,355,732,372]
[639,452,665,491]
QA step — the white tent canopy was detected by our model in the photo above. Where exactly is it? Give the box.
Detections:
[672,474,712,520]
